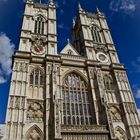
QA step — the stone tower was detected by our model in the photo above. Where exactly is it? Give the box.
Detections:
[4,0,140,140]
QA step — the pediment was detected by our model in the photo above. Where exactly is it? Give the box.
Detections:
[60,42,80,56]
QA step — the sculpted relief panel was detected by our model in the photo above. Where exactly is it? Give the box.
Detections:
[115,127,127,140]
[109,106,122,122]
[27,101,43,122]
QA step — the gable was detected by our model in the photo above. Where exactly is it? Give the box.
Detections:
[60,42,80,56]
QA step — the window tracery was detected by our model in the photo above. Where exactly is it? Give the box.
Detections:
[103,75,114,91]
[30,68,44,87]
[103,74,117,103]
[91,26,102,43]
[62,73,94,125]
[34,15,45,35]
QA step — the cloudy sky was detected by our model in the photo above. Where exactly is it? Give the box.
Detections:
[0,0,140,123]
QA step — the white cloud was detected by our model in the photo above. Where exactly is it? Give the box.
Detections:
[132,56,140,72]
[0,33,15,84]
[135,89,140,98]
[110,0,136,13]
[58,23,69,30]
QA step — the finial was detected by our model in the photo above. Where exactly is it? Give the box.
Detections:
[96,6,101,14]
[73,18,75,27]
[78,1,82,10]
[40,0,41,4]
[67,39,70,44]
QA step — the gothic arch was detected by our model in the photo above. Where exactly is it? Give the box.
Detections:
[25,125,43,140]
[62,69,88,84]
[61,71,95,125]
[33,14,47,21]
[103,74,114,90]
[30,66,44,75]
[115,126,127,140]
[29,67,44,87]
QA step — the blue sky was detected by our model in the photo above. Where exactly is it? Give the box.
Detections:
[0,0,140,123]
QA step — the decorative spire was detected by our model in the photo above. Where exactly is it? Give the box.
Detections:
[78,1,82,11]
[67,39,70,44]
[73,18,75,28]
[96,6,101,14]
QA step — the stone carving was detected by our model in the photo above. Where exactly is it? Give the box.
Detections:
[115,127,127,140]
[15,97,20,109]
[9,97,14,108]
[28,130,40,140]
[27,102,43,121]
[61,125,107,132]
[31,36,46,55]
[110,106,122,121]
[21,98,25,109]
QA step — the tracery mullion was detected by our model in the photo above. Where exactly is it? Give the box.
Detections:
[84,85,89,124]
[33,69,35,98]
[80,81,86,125]
[65,86,68,125]
[76,75,81,125]
[72,74,77,125]
[36,19,39,34]
[69,75,72,125]
[37,70,40,98]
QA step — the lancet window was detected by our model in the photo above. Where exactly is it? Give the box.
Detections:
[103,74,117,103]
[62,73,94,125]
[103,75,114,91]
[30,68,44,87]
[34,15,45,35]
[91,26,102,43]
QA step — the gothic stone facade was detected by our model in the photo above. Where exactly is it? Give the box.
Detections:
[3,0,140,140]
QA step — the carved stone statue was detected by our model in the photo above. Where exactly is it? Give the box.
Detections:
[27,101,43,121]
[110,106,121,121]
[29,130,40,140]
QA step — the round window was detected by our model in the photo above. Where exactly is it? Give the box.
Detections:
[96,52,109,63]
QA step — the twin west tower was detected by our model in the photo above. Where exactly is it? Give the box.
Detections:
[4,0,140,140]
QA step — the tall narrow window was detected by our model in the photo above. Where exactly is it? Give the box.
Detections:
[62,73,94,125]
[92,26,102,43]
[103,75,114,91]
[34,16,45,35]
[67,50,73,55]
[30,68,44,87]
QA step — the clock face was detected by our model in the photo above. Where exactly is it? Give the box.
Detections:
[96,52,109,63]
[31,39,45,55]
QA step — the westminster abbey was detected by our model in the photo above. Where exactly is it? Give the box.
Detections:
[2,0,140,140]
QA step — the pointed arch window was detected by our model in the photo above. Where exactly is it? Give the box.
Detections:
[30,68,44,87]
[91,26,102,43]
[103,75,114,91]
[34,15,45,35]
[62,73,94,125]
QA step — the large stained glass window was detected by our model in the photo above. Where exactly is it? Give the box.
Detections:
[62,73,94,125]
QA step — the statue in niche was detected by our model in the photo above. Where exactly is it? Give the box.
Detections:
[110,106,121,121]
[28,130,40,140]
